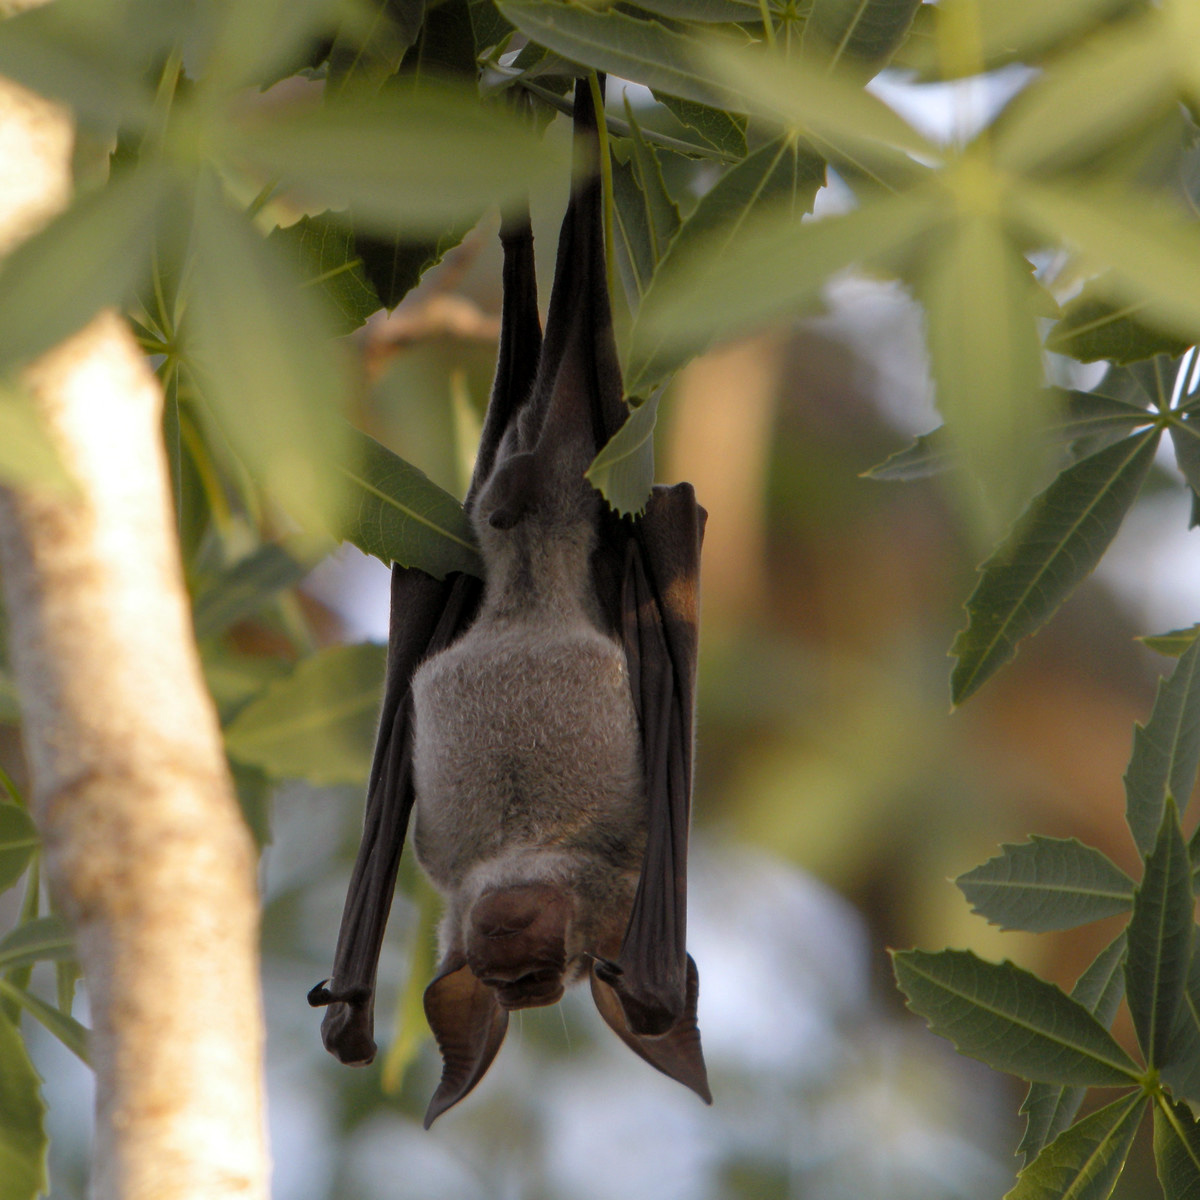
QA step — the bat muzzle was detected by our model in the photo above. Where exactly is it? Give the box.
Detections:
[466,883,571,1008]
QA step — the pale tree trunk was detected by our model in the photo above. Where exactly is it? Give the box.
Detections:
[0,75,270,1200]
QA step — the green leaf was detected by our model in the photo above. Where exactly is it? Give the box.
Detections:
[919,212,1051,537]
[631,0,772,22]
[1020,935,1129,1166]
[333,426,481,577]
[892,948,1141,1086]
[186,184,352,535]
[223,643,387,786]
[992,11,1172,174]
[0,166,167,376]
[1170,418,1200,514]
[1124,638,1200,857]
[1126,799,1193,1067]
[266,213,382,336]
[1162,926,1200,1114]
[327,0,427,91]
[1154,1095,1200,1199]
[1013,180,1200,346]
[0,384,75,494]
[227,83,564,238]
[862,430,954,481]
[1047,289,1192,366]
[1141,628,1200,658]
[956,837,1134,933]
[0,916,74,973]
[1007,1090,1144,1200]
[0,1007,47,1200]
[0,804,38,896]
[191,543,316,641]
[950,428,1159,706]
[586,392,660,516]
[0,978,89,1065]
[631,174,929,395]
[803,0,923,69]
[654,94,747,160]
[0,0,160,128]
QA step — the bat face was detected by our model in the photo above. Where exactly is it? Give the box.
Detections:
[309,77,710,1126]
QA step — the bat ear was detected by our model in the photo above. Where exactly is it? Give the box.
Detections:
[422,957,509,1127]
[590,954,712,1104]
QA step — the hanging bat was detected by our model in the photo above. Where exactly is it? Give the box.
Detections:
[309,78,709,1127]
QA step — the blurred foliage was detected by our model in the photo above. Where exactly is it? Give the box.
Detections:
[2,0,1200,1196]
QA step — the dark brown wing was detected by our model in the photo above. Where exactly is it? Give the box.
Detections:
[308,207,542,1065]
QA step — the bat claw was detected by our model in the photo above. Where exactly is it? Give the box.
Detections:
[589,955,623,985]
[307,980,371,1008]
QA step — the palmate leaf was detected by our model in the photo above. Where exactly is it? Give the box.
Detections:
[919,211,1051,538]
[1124,637,1200,857]
[266,213,381,336]
[223,643,387,787]
[654,94,746,160]
[1126,799,1193,1067]
[631,188,937,394]
[1020,934,1128,1166]
[802,0,923,69]
[187,185,353,536]
[226,83,565,239]
[0,804,38,895]
[334,426,481,577]
[862,430,954,481]
[1141,628,1200,658]
[991,10,1171,175]
[0,165,168,377]
[0,385,75,495]
[892,949,1141,1087]
[1007,1090,1145,1200]
[586,392,661,516]
[950,428,1160,706]
[956,837,1134,933]
[0,979,88,1064]
[1154,1095,1200,1199]
[1046,287,1191,366]
[191,543,317,641]
[626,133,826,391]
[0,916,74,973]
[1169,418,1200,523]
[0,1008,47,1200]
[1162,926,1200,1115]
[629,0,773,22]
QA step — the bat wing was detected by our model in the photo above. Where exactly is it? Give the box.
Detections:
[309,210,541,1065]
[590,484,711,1103]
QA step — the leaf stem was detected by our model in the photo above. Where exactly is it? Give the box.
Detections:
[588,72,617,305]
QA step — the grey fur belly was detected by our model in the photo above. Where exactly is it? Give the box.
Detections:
[411,623,643,889]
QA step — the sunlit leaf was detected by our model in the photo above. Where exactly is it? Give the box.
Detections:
[892,948,1141,1086]
[266,213,382,336]
[1013,181,1200,345]
[227,84,565,238]
[334,426,481,577]
[0,804,38,896]
[992,11,1171,174]
[0,1007,46,1200]
[586,392,661,516]
[950,429,1159,705]
[956,837,1134,933]
[0,978,89,1065]
[0,166,167,376]
[1154,1095,1200,1198]
[1020,935,1128,1166]
[803,0,923,69]
[0,916,73,973]
[186,183,352,535]
[919,212,1051,537]
[1162,926,1200,1115]
[1124,638,1200,857]
[632,187,936,392]
[1126,799,1193,1066]
[0,385,75,494]
[1141,627,1200,658]
[224,643,387,786]
[1007,1090,1144,1200]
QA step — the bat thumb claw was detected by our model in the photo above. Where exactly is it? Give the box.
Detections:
[307,980,334,1007]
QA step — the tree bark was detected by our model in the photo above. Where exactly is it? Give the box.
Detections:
[0,77,269,1200]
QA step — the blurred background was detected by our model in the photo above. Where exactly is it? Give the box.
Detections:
[3,81,1197,1200]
